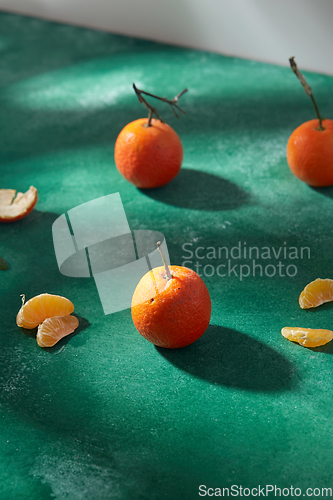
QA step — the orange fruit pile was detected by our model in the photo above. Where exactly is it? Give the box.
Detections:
[17,293,79,347]
[282,278,333,348]
[131,265,211,349]
[0,186,38,222]
[114,118,183,188]
[287,119,333,187]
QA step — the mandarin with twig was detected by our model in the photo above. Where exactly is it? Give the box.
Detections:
[114,85,187,188]
[131,242,211,349]
[287,58,333,187]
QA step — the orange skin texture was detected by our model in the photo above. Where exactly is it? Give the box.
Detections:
[131,265,211,349]
[287,119,333,187]
[114,118,183,188]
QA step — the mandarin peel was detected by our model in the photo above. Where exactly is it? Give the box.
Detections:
[0,186,38,222]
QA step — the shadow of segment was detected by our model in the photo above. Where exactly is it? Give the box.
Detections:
[18,315,90,351]
[139,169,252,211]
[311,186,333,199]
[157,325,297,392]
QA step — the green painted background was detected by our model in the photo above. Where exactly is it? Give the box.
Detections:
[1,12,333,500]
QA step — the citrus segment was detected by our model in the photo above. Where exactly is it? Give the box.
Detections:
[114,118,183,188]
[37,315,79,347]
[299,278,333,309]
[0,186,38,222]
[281,327,333,347]
[131,265,211,349]
[17,293,74,329]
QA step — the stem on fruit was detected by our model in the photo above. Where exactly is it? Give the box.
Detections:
[157,241,172,280]
[133,83,187,127]
[289,57,324,130]
[20,294,25,305]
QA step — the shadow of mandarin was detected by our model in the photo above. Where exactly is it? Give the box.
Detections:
[157,324,297,391]
[139,168,252,211]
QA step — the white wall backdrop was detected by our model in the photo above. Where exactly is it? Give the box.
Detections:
[1,0,332,75]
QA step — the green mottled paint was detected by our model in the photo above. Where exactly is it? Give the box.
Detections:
[1,12,333,500]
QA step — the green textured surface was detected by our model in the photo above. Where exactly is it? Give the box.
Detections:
[1,12,333,500]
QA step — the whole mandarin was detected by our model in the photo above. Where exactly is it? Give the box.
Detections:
[114,118,183,188]
[131,265,211,349]
[287,119,333,187]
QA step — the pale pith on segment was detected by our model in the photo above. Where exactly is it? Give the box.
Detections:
[281,327,333,347]
[299,278,333,309]
[37,315,79,347]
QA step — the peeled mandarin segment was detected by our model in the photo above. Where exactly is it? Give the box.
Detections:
[299,278,333,309]
[281,327,333,348]
[16,293,74,329]
[37,315,79,347]
[0,186,38,222]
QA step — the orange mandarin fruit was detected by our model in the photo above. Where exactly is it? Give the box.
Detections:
[131,265,211,349]
[114,118,183,188]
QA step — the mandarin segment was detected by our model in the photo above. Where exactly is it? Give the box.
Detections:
[131,265,211,349]
[299,278,333,309]
[16,293,74,329]
[281,327,333,348]
[0,186,38,222]
[37,315,79,347]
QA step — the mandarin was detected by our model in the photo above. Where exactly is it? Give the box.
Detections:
[37,315,79,347]
[299,278,333,309]
[281,327,333,348]
[131,263,211,349]
[114,118,183,188]
[0,186,38,222]
[287,57,333,186]
[17,293,74,329]
[287,119,333,186]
